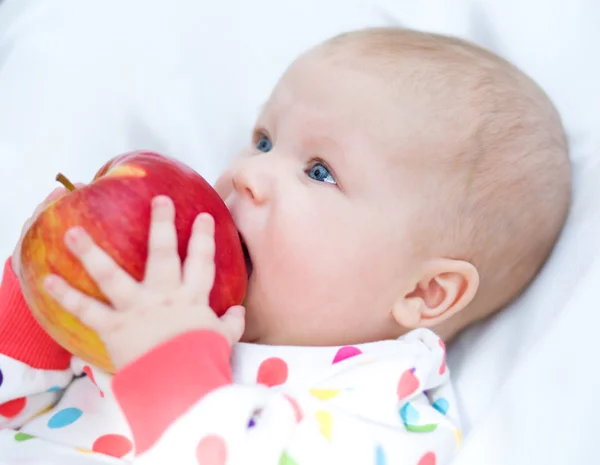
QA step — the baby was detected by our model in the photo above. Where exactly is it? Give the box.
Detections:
[0,28,570,465]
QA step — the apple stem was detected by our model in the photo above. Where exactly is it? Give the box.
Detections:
[55,173,77,191]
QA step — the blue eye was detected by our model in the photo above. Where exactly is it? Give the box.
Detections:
[307,162,336,185]
[255,134,272,152]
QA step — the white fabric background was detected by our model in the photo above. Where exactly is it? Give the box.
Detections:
[0,0,598,463]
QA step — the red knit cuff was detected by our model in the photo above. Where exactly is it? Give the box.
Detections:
[113,330,232,455]
[0,258,71,370]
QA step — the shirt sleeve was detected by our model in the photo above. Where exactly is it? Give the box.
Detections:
[0,258,73,428]
[113,328,461,465]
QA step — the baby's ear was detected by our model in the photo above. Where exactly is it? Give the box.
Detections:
[392,259,479,329]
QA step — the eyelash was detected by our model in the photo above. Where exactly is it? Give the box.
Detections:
[251,129,340,188]
[252,129,271,149]
[304,159,338,186]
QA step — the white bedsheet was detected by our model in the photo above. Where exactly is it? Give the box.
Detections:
[0,1,598,463]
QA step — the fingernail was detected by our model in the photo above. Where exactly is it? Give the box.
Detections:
[199,213,213,223]
[193,213,210,230]
[44,275,57,291]
[152,196,171,208]
[65,227,85,245]
[231,305,245,317]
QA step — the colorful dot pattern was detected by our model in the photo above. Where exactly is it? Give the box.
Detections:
[332,346,362,364]
[438,340,447,375]
[47,407,83,429]
[83,365,104,398]
[92,434,133,458]
[14,432,34,442]
[418,452,437,465]
[315,410,333,441]
[279,453,299,465]
[432,398,449,415]
[309,388,341,400]
[397,368,420,400]
[196,434,227,465]
[282,394,303,423]
[0,397,26,418]
[375,444,386,465]
[0,360,135,461]
[400,402,420,426]
[0,330,453,465]
[256,357,289,387]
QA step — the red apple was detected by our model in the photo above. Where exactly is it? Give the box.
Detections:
[19,151,247,373]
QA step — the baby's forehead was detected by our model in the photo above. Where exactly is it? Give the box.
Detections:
[264,36,517,175]
[270,57,427,130]
[281,44,475,123]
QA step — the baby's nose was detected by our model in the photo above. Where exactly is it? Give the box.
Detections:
[232,166,269,205]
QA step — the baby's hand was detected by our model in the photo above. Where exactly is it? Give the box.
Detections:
[43,196,245,370]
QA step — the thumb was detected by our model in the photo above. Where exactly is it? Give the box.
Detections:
[219,305,246,345]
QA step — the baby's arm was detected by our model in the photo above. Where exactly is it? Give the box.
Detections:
[0,258,73,428]
[113,328,460,465]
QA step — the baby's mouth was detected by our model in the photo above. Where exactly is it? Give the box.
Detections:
[239,234,253,278]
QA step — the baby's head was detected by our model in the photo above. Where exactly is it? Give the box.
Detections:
[216,28,571,346]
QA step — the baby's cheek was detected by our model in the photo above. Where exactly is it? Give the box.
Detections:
[213,173,233,201]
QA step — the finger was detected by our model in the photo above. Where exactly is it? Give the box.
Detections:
[183,213,216,303]
[219,305,246,345]
[44,274,112,330]
[144,196,182,291]
[64,227,140,309]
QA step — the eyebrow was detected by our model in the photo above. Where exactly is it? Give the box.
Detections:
[305,134,345,162]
